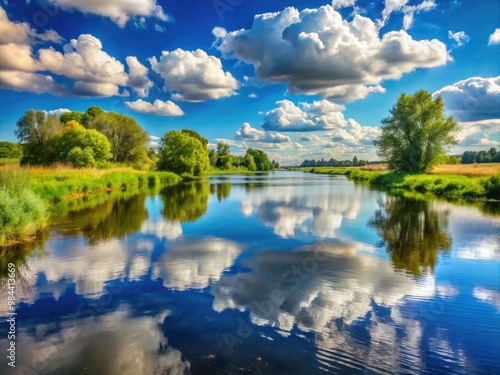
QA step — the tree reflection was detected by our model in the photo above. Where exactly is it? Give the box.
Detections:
[161,183,210,222]
[370,196,452,276]
[215,183,231,202]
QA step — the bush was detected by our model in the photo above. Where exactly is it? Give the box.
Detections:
[484,174,500,200]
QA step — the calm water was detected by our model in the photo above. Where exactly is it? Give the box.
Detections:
[1,172,499,375]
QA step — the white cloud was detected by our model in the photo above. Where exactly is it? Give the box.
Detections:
[380,0,436,30]
[235,122,291,143]
[488,28,500,45]
[45,108,71,116]
[126,56,153,97]
[332,0,356,9]
[433,76,500,121]
[0,70,66,95]
[47,0,171,27]
[126,99,184,116]
[455,119,500,149]
[149,48,239,102]
[262,99,380,146]
[248,93,258,98]
[0,6,63,45]
[448,30,469,47]
[214,5,448,102]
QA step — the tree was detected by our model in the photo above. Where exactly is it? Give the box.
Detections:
[246,148,274,171]
[81,106,105,127]
[89,112,149,164]
[244,153,257,171]
[375,90,460,173]
[0,142,23,159]
[181,129,208,148]
[60,111,83,125]
[157,130,210,176]
[15,109,62,165]
[51,121,112,167]
[216,142,232,169]
[352,156,359,167]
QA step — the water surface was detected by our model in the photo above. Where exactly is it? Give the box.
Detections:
[1,172,499,374]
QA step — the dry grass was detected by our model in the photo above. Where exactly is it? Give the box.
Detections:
[359,164,388,171]
[431,163,500,177]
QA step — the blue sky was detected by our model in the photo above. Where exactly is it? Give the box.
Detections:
[0,0,499,164]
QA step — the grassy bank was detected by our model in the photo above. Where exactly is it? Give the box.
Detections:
[0,166,181,246]
[305,166,500,201]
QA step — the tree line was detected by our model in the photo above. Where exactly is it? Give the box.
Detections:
[8,106,275,176]
[300,156,371,168]
[461,148,500,164]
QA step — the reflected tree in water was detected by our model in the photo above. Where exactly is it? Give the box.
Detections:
[370,196,452,276]
[61,194,149,245]
[216,183,231,202]
[161,183,210,222]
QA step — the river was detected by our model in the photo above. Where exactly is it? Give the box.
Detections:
[1,171,499,374]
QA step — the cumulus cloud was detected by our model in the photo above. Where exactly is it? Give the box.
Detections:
[213,5,448,102]
[433,76,500,121]
[126,56,153,97]
[262,99,381,145]
[235,122,290,143]
[149,48,239,101]
[455,119,500,149]
[126,99,184,116]
[47,0,171,27]
[0,19,153,98]
[0,6,63,45]
[488,28,500,45]
[448,30,470,47]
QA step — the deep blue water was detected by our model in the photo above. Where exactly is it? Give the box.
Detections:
[1,171,499,374]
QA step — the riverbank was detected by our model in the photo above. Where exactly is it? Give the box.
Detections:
[300,166,500,201]
[0,166,181,246]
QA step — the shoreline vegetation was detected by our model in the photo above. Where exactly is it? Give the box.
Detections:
[0,165,181,246]
[294,164,500,201]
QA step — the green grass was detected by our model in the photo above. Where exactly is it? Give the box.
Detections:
[0,166,182,246]
[0,158,20,166]
[207,167,256,175]
[307,167,500,201]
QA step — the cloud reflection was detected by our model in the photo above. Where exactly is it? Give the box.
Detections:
[153,237,243,290]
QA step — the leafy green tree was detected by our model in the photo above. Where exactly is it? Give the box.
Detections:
[52,121,112,167]
[246,148,274,171]
[89,112,149,164]
[15,109,62,165]
[60,111,83,125]
[216,142,232,169]
[352,156,359,166]
[181,129,208,148]
[245,154,257,171]
[157,130,210,176]
[0,142,23,159]
[81,106,105,127]
[67,147,96,168]
[376,90,460,173]
[208,149,218,167]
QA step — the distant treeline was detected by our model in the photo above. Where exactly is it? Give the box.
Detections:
[300,156,372,168]
[461,148,500,164]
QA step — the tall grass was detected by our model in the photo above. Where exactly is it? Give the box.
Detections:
[0,166,182,246]
[0,169,48,246]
